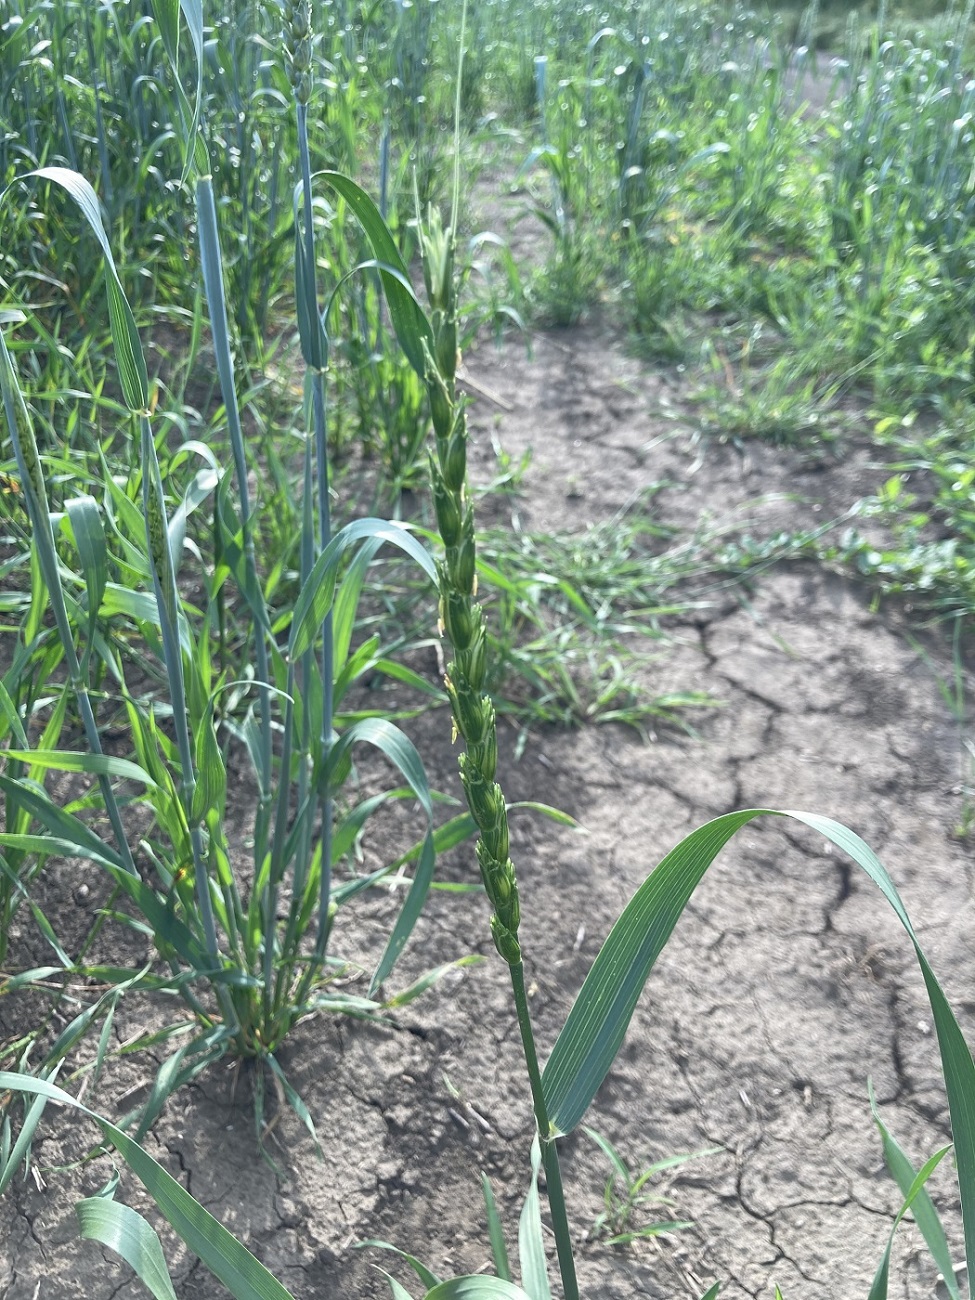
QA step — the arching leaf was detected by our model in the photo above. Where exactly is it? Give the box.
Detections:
[540,808,975,1295]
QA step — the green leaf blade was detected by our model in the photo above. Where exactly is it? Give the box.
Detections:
[0,1075,299,1300]
[318,172,433,377]
[517,1138,551,1300]
[76,1198,179,1300]
[868,1080,961,1300]
[423,1282,535,1300]
[540,806,975,1300]
[542,810,756,1136]
[20,167,149,412]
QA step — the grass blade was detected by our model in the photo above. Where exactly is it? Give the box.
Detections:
[289,519,435,662]
[370,829,436,995]
[868,1082,962,1299]
[867,1147,953,1300]
[383,956,484,1010]
[359,1242,440,1291]
[76,1198,179,1300]
[517,1137,551,1300]
[318,172,433,377]
[542,810,755,1135]
[0,1073,298,1300]
[422,1281,535,1300]
[382,1274,417,1300]
[481,1173,512,1283]
[0,1071,58,1196]
[539,808,975,1297]
[11,168,148,412]
[327,717,433,821]
[65,494,108,673]
[4,750,156,786]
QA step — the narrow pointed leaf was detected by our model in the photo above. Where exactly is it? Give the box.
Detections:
[867,1147,952,1300]
[381,1274,416,1300]
[191,713,226,825]
[518,1138,550,1300]
[0,1074,298,1300]
[0,834,128,871]
[151,0,180,68]
[481,1174,512,1283]
[333,539,383,677]
[76,1198,179,1300]
[0,681,30,749]
[65,495,108,664]
[148,0,207,176]
[542,809,756,1135]
[868,1080,961,1300]
[370,829,436,996]
[359,1242,440,1291]
[4,750,156,786]
[540,807,975,1299]
[0,778,121,866]
[327,717,433,821]
[319,715,436,995]
[318,172,433,377]
[17,168,148,412]
[423,1280,535,1300]
[0,1071,58,1196]
[293,186,328,370]
[384,957,483,1010]
[289,519,435,662]
[265,1055,321,1158]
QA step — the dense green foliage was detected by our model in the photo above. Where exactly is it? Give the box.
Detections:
[3,0,975,615]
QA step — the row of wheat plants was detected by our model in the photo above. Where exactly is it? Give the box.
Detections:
[0,0,488,1138]
[492,0,975,406]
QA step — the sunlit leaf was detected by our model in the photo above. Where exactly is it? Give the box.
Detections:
[76,1198,179,1300]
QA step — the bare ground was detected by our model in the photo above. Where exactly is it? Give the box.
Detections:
[2,316,974,1300]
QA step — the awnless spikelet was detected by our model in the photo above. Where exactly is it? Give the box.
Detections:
[422,208,522,968]
[420,200,580,1297]
[281,0,313,105]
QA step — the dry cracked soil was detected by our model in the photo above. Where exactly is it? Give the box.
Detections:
[2,313,975,1300]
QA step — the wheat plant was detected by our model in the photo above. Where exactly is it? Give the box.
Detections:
[0,0,459,1136]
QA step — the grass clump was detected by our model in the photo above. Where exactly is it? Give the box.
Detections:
[0,0,459,1139]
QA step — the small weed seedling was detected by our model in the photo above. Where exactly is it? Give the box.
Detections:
[583,1126,719,1246]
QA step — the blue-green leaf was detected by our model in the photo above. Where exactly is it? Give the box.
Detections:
[422,1281,535,1300]
[517,1137,551,1300]
[289,520,435,663]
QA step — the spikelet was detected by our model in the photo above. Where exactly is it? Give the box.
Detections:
[422,216,522,968]
[281,0,313,104]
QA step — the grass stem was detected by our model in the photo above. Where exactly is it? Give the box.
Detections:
[510,959,580,1300]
